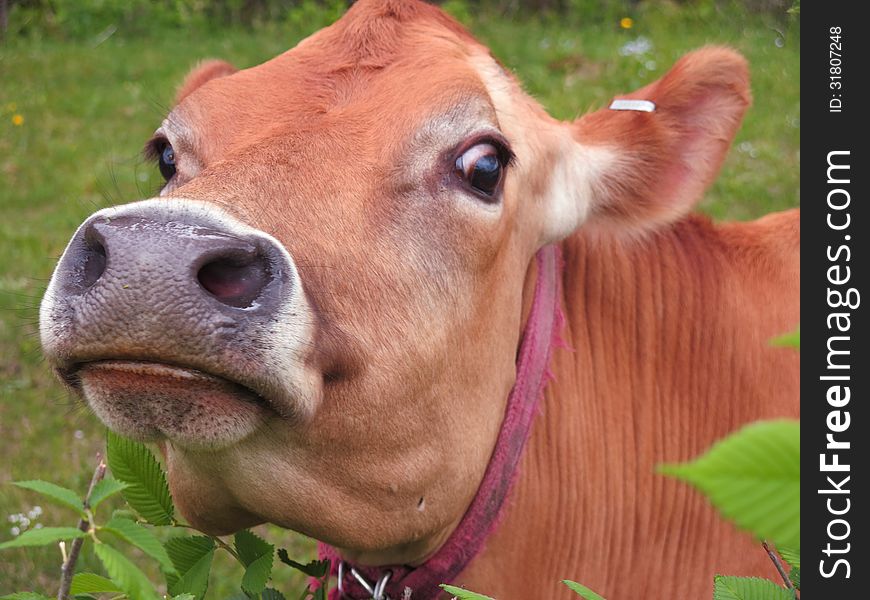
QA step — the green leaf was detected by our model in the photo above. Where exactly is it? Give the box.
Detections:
[0,526,86,550]
[234,530,274,597]
[0,594,54,600]
[88,477,130,510]
[102,517,176,573]
[242,553,274,597]
[439,585,494,600]
[775,544,800,589]
[111,508,139,521]
[168,550,214,599]
[70,573,123,594]
[106,430,175,526]
[235,529,274,566]
[789,567,800,590]
[789,570,800,590]
[166,536,215,574]
[776,545,800,570]
[261,589,287,600]
[171,596,196,600]
[276,548,329,578]
[12,480,85,517]
[165,536,215,599]
[94,543,160,600]
[562,580,607,600]
[713,575,794,600]
[659,420,800,548]
[770,326,800,349]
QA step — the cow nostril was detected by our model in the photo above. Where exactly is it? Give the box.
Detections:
[197,254,270,308]
[81,241,107,288]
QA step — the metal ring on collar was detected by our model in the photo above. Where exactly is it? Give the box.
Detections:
[372,570,392,600]
[337,560,393,600]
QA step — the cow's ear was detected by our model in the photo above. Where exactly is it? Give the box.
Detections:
[541,47,750,241]
[176,60,237,105]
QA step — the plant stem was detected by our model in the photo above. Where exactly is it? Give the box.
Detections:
[57,454,107,600]
[174,522,243,563]
[762,541,796,592]
[212,534,243,563]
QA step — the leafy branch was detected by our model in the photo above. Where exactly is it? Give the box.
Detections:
[59,456,107,600]
[1,432,329,600]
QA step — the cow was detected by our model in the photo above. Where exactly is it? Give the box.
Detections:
[39,0,800,598]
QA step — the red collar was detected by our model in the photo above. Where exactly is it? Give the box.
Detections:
[320,245,563,600]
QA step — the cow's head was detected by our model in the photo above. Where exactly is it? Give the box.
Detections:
[40,0,749,566]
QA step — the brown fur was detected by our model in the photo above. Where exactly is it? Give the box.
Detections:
[458,211,800,598]
[176,59,237,104]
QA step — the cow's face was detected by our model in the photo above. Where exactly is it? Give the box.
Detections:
[40,0,749,564]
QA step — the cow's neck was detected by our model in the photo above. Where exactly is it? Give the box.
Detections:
[321,244,563,600]
[457,214,799,598]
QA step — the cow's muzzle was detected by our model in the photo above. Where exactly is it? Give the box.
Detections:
[40,199,319,448]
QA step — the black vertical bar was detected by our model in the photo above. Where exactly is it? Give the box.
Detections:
[803,3,866,598]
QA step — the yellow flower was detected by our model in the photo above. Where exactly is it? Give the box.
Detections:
[12,114,24,126]
[620,17,634,29]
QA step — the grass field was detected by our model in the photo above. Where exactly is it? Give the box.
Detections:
[0,2,799,596]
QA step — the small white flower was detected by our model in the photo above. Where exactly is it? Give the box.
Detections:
[10,526,20,537]
[34,523,43,529]
[74,430,85,440]
[619,36,653,57]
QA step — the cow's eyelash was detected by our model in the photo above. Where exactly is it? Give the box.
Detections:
[143,135,169,162]
[498,141,517,168]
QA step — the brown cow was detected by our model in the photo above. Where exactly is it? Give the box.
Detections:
[39,1,799,598]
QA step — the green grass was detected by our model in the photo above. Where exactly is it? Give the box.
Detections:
[0,3,799,596]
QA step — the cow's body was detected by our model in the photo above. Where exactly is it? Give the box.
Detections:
[460,211,800,598]
[39,1,800,598]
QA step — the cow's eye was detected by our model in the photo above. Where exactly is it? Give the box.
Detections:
[455,143,505,198]
[158,142,176,181]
